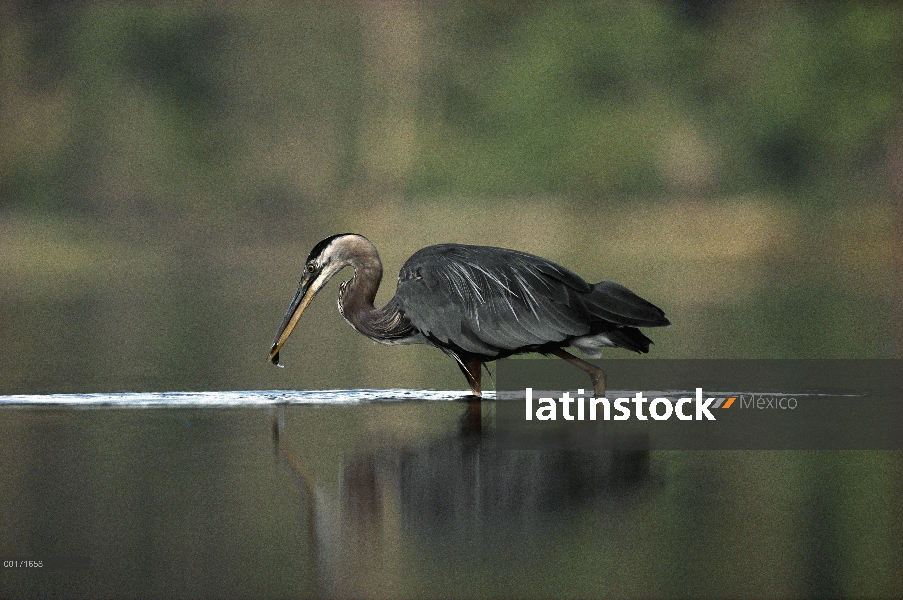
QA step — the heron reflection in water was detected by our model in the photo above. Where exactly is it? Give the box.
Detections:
[268,234,669,396]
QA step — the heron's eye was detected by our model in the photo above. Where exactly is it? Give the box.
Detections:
[306,264,316,273]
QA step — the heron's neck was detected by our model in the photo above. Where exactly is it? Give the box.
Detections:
[339,254,383,327]
[339,254,414,342]
[342,260,383,309]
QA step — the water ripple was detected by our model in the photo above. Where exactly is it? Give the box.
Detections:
[0,389,491,408]
[1,389,859,408]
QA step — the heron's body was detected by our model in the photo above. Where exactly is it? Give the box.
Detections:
[269,234,669,396]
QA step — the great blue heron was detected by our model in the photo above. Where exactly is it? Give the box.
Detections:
[268,233,669,396]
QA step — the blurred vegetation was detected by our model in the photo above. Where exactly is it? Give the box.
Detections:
[416,2,902,197]
[2,2,900,207]
[0,1,901,393]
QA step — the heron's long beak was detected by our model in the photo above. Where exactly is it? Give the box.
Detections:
[268,272,320,366]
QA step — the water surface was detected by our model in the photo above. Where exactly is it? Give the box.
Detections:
[1,391,900,599]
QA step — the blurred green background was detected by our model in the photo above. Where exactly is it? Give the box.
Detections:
[1,1,900,394]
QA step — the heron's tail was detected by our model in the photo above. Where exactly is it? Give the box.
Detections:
[605,327,655,353]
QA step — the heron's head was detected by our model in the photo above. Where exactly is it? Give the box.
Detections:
[268,233,376,365]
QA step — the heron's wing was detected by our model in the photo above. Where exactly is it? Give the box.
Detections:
[584,281,670,327]
[395,245,595,356]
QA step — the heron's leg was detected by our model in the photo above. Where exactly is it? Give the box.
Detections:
[551,349,607,396]
[458,357,483,397]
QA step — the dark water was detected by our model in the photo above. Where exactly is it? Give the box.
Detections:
[1,392,901,599]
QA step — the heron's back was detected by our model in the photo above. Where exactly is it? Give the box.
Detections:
[393,244,668,360]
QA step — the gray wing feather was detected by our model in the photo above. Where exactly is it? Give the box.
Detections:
[395,245,597,356]
[585,281,669,327]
